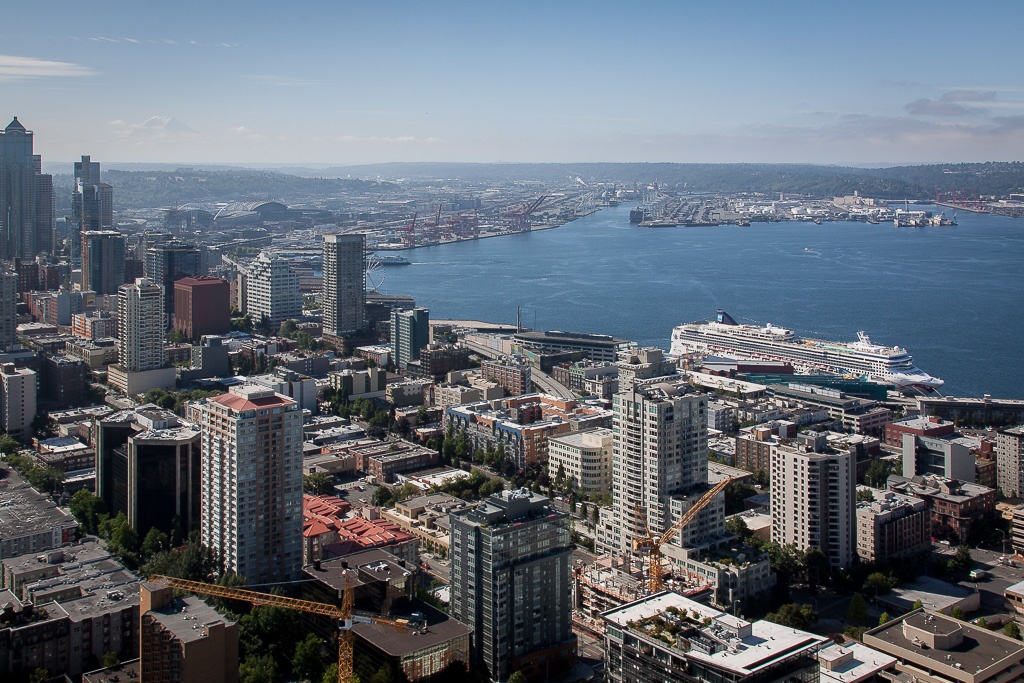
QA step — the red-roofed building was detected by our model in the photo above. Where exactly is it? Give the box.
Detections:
[302,496,419,565]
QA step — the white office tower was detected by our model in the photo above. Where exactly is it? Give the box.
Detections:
[770,431,855,569]
[245,251,301,329]
[194,385,303,584]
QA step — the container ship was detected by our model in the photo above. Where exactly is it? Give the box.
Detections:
[670,310,943,389]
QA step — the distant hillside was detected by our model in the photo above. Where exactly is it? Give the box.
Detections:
[49,162,1024,210]
[311,161,1024,199]
[52,168,397,210]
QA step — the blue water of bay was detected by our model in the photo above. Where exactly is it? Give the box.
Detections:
[381,204,1024,399]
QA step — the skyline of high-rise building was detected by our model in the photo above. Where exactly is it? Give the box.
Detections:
[0,362,37,442]
[246,250,300,330]
[193,384,304,584]
[770,431,856,569]
[0,117,54,261]
[81,229,126,296]
[449,488,575,682]
[596,382,715,558]
[391,306,429,370]
[145,241,204,328]
[117,277,164,372]
[70,155,113,265]
[0,269,16,352]
[322,233,365,337]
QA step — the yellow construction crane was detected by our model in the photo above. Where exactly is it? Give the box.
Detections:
[632,477,732,592]
[149,574,412,683]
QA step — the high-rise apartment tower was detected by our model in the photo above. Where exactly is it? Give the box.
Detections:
[193,385,304,584]
[322,234,365,336]
[449,489,575,682]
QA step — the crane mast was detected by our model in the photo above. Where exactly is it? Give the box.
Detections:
[631,477,732,592]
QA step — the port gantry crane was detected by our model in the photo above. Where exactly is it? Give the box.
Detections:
[632,477,732,593]
[149,575,412,683]
[503,195,547,232]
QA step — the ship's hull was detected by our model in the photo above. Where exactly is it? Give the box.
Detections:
[671,319,943,389]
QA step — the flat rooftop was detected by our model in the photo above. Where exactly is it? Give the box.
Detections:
[880,576,974,612]
[602,590,723,628]
[0,469,78,541]
[5,538,141,620]
[352,598,472,657]
[865,610,1024,680]
[603,591,828,677]
[817,641,896,683]
[142,588,235,644]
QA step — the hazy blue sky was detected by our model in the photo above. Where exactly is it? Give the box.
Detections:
[4,1,1023,165]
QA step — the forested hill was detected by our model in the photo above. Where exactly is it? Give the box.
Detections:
[51,169,397,210]
[50,162,1024,209]
[320,161,1024,199]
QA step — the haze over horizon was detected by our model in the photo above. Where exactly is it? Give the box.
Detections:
[5,0,1024,166]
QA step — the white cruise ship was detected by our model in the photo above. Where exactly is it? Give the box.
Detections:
[670,310,943,389]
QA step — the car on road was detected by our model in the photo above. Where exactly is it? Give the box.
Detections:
[969,569,989,580]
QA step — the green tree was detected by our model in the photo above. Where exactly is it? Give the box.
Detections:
[863,572,893,597]
[1004,622,1022,640]
[765,603,817,630]
[507,672,528,683]
[725,515,751,541]
[591,504,599,525]
[764,542,804,587]
[372,485,395,507]
[847,593,868,627]
[239,653,278,683]
[911,599,924,611]
[976,617,989,629]
[69,489,107,535]
[102,651,121,668]
[141,527,169,559]
[803,547,831,590]
[304,472,334,495]
[856,488,875,503]
[724,482,758,515]
[238,604,302,665]
[0,433,20,454]
[478,477,505,498]
[879,611,890,626]
[321,664,339,683]
[951,607,966,620]
[29,668,50,683]
[27,465,65,494]
[864,459,896,488]
[291,633,325,682]
[953,545,972,570]
[144,388,177,411]
[32,414,58,439]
